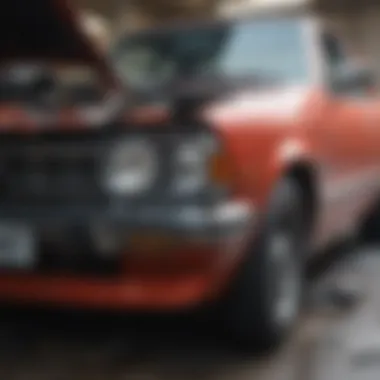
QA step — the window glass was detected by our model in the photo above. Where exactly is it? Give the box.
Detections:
[322,33,348,72]
[111,18,310,91]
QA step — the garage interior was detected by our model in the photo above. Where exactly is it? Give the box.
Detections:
[76,0,380,80]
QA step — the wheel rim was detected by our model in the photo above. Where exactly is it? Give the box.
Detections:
[268,225,301,329]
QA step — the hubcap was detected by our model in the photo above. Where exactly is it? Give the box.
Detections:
[268,230,301,328]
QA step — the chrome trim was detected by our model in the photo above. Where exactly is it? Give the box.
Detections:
[176,201,256,228]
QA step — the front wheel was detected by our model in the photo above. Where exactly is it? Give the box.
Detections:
[360,200,380,242]
[220,177,307,351]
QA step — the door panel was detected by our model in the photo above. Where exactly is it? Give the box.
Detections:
[310,94,376,248]
[361,98,380,164]
[310,30,380,248]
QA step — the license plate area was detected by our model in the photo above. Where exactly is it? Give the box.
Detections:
[0,224,36,270]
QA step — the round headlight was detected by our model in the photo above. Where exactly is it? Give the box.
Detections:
[173,134,217,195]
[104,139,157,195]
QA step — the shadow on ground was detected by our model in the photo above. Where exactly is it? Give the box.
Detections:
[0,242,369,380]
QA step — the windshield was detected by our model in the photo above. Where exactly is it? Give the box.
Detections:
[111,18,310,92]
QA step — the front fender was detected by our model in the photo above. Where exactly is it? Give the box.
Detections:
[254,138,315,210]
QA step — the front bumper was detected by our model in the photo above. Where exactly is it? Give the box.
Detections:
[0,200,255,237]
[0,273,215,310]
[0,200,257,309]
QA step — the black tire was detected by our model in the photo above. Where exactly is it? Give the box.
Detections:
[219,177,308,351]
[361,201,380,243]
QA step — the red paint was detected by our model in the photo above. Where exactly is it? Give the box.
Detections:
[1,6,380,310]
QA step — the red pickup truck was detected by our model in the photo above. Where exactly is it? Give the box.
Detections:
[0,0,380,349]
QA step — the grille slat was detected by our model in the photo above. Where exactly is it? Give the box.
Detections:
[0,142,105,205]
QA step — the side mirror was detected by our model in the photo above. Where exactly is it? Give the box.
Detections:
[331,65,375,94]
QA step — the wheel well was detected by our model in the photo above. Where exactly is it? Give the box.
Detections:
[286,163,317,235]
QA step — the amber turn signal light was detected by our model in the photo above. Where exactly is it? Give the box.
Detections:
[208,151,233,186]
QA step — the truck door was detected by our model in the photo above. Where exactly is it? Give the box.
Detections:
[312,31,378,242]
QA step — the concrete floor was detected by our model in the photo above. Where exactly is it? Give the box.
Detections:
[0,244,377,380]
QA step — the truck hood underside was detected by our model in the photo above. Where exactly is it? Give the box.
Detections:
[0,0,103,64]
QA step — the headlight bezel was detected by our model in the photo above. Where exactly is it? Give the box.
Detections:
[171,132,221,196]
[101,127,230,199]
[103,136,159,196]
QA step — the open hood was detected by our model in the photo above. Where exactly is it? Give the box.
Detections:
[0,0,118,86]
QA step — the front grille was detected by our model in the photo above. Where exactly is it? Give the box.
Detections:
[0,134,108,207]
[37,227,122,277]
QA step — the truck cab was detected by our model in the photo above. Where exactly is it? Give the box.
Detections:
[0,3,380,351]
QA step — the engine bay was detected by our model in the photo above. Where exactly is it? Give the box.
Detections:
[0,62,106,108]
